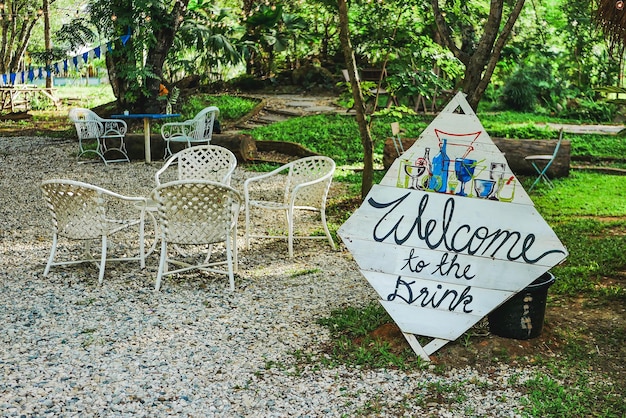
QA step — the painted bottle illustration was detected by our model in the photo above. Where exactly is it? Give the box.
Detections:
[428,138,449,192]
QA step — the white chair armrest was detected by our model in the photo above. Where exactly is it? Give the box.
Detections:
[161,119,194,140]
[243,165,292,202]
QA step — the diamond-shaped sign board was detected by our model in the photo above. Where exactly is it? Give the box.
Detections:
[338,92,568,361]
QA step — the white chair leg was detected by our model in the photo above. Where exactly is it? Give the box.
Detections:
[226,237,235,291]
[232,226,238,273]
[287,208,294,258]
[321,209,336,250]
[244,204,251,250]
[43,234,58,276]
[139,210,146,269]
[155,240,168,291]
[98,235,107,285]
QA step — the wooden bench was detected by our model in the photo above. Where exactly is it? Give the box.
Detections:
[0,86,60,113]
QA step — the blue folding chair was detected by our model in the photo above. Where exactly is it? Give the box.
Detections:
[525,128,564,191]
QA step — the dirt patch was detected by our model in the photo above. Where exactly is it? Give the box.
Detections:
[359,296,626,383]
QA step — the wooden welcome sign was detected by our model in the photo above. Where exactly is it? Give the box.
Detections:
[338,93,568,360]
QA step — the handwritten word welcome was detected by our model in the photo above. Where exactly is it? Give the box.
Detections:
[369,193,565,264]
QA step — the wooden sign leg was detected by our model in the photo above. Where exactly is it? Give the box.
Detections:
[402,332,431,361]
[402,333,451,361]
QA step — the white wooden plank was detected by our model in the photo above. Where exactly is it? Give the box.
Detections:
[338,186,568,267]
[343,237,555,291]
[423,338,450,356]
[401,333,431,361]
[380,300,481,340]
[364,271,513,317]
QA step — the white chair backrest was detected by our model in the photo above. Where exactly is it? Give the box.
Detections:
[69,108,103,140]
[155,145,237,186]
[189,106,220,142]
[41,179,106,239]
[285,156,336,207]
[154,180,241,245]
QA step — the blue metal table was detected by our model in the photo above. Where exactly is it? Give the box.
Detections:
[112,113,181,163]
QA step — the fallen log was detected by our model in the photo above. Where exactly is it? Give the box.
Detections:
[256,140,319,158]
[0,111,32,121]
[123,133,257,162]
[383,137,571,178]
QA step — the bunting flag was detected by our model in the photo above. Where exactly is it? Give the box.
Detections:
[0,29,132,86]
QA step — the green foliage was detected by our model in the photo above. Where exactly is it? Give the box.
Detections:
[557,99,616,123]
[529,172,626,301]
[248,113,431,166]
[499,70,539,111]
[180,94,259,121]
[523,373,626,417]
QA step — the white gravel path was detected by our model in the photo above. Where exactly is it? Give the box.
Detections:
[0,136,537,417]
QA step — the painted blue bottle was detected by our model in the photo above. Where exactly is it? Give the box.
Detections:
[429,138,449,192]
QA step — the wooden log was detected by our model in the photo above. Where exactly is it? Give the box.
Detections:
[123,133,257,162]
[383,137,571,177]
[0,111,32,121]
[256,140,319,158]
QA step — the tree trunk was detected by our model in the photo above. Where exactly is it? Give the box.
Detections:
[432,0,526,110]
[43,0,52,89]
[107,1,188,112]
[337,0,374,200]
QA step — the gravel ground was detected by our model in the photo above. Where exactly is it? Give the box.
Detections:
[0,136,538,417]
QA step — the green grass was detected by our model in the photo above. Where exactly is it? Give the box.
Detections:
[247,112,626,168]
[181,94,259,121]
[522,372,626,417]
[315,303,425,370]
[55,85,117,108]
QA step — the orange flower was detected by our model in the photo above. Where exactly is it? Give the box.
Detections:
[159,84,169,96]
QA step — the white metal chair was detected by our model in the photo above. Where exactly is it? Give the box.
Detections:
[155,145,237,187]
[243,156,336,258]
[161,106,220,159]
[40,179,148,284]
[153,180,242,291]
[525,128,564,191]
[69,108,130,165]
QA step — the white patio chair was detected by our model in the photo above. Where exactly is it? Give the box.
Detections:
[243,156,336,258]
[525,128,564,191]
[69,108,130,165]
[161,106,220,159]
[153,180,242,291]
[40,179,148,285]
[155,145,237,187]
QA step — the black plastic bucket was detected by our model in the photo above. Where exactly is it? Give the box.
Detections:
[488,272,556,340]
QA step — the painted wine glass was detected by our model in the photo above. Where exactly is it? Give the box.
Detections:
[404,163,426,190]
[454,158,476,197]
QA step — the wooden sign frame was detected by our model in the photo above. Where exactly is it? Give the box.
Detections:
[338,92,568,360]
